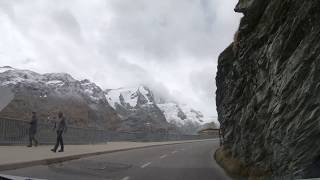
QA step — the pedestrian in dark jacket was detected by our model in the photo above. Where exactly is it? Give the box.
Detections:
[27,112,38,147]
[51,112,67,152]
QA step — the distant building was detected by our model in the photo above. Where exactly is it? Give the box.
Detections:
[198,128,220,136]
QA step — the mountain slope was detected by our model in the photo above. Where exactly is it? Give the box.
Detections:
[0,66,207,134]
[105,86,206,134]
[0,66,120,130]
[157,103,204,134]
[105,86,169,132]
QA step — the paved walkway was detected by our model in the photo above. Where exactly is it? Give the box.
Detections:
[0,139,215,171]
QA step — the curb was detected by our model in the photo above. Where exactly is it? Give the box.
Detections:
[0,139,217,171]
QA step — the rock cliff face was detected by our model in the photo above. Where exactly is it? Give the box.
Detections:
[216,0,320,178]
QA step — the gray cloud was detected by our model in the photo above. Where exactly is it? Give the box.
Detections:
[189,64,217,116]
[51,9,82,41]
[102,0,224,61]
[0,0,241,120]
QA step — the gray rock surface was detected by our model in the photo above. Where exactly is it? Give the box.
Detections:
[216,0,320,178]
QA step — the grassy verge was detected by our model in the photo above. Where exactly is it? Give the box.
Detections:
[214,146,271,180]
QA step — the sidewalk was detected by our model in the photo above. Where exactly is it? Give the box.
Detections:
[0,139,215,171]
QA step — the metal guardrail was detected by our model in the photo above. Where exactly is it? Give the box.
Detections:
[0,118,217,145]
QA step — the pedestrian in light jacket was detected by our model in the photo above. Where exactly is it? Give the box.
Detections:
[27,112,38,147]
[51,112,67,152]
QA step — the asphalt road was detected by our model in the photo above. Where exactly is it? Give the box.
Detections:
[1,139,231,180]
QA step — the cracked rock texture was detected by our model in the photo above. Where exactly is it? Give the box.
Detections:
[216,0,320,177]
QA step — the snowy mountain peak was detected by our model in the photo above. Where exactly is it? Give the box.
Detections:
[137,86,149,95]
[105,85,154,109]
[0,67,107,104]
[106,85,206,134]
[158,103,205,127]
[0,67,43,85]
[0,66,15,73]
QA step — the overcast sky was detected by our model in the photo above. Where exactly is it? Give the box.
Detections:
[0,0,241,121]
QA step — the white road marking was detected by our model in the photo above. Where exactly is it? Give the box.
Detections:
[160,154,167,159]
[141,162,152,168]
[121,176,130,180]
[172,150,178,154]
[0,174,47,180]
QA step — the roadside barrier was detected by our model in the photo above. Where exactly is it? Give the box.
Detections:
[0,117,217,145]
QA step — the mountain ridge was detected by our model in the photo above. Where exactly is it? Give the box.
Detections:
[0,66,121,130]
[105,86,206,134]
[0,66,208,134]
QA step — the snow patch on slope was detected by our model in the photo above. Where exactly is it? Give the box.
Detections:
[157,103,183,126]
[180,104,204,124]
[80,79,105,103]
[106,87,137,108]
[46,80,64,86]
[0,66,107,104]
[0,66,15,73]
[158,103,205,127]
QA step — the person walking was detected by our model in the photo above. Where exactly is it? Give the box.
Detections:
[27,112,38,147]
[51,112,67,152]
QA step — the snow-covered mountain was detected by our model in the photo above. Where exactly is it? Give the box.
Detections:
[157,103,204,126]
[0,66,120,130]
[0,66,207,134]
[105,86,169,132]
[106,86,154,109]
[0,66,106,103]
[105,86,206,134]
[157,103,205,134]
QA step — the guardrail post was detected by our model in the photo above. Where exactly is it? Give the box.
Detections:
[1,120,5,141]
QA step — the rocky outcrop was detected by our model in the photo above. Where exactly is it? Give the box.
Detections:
[216,0,320,178]
[0,66,121,130]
